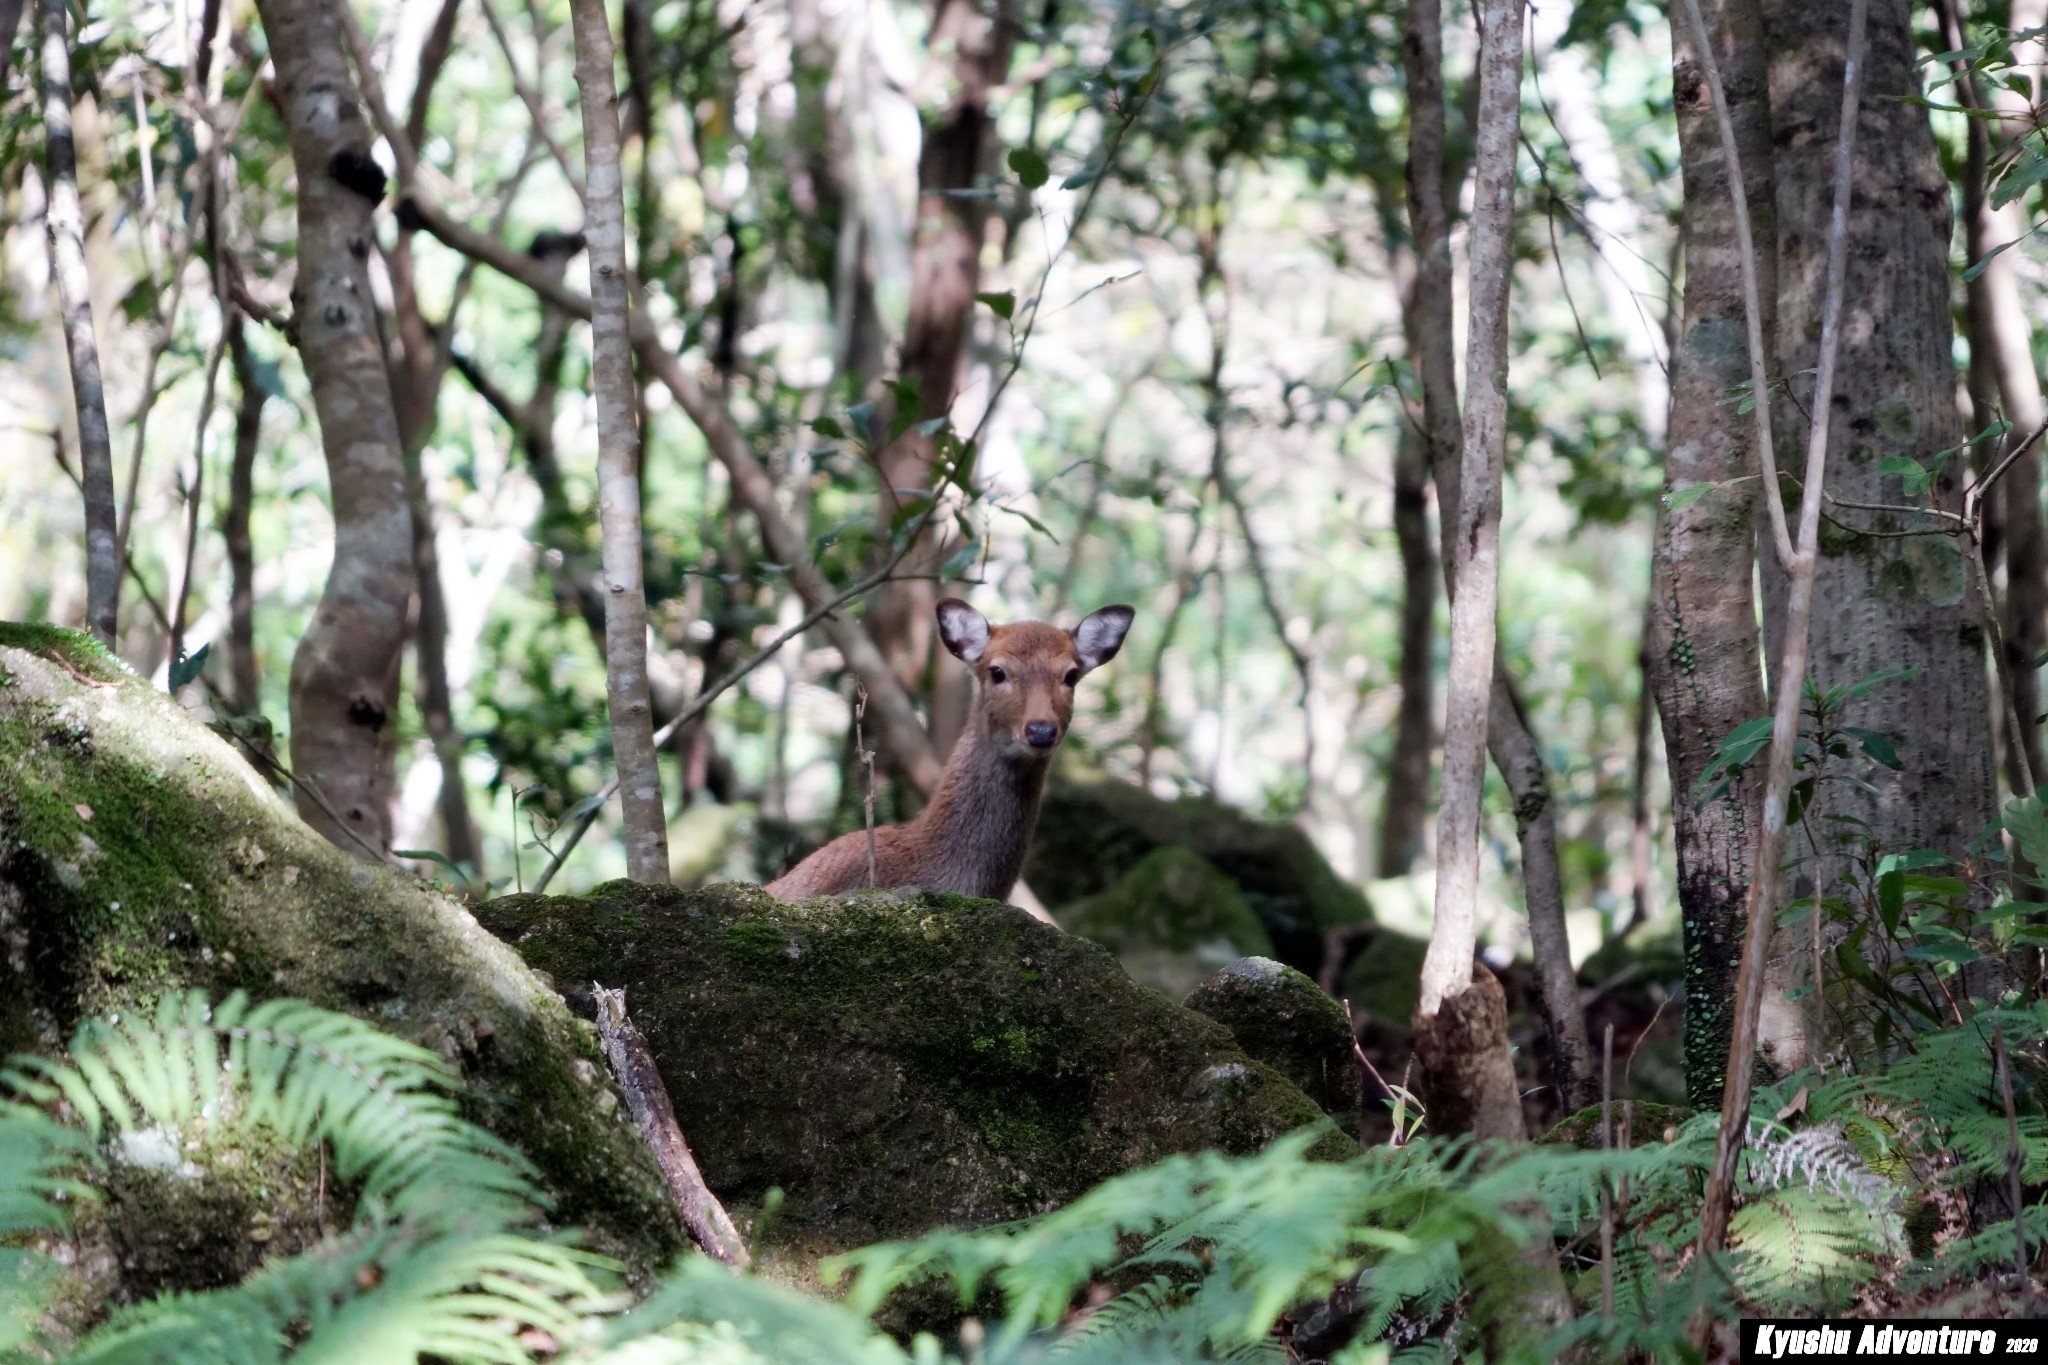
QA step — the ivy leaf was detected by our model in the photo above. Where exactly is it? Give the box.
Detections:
[1008,147,1049,190]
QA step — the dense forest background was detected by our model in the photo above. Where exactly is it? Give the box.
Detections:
[7,0,2048,1355]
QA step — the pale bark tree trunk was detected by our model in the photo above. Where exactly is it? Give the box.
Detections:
[256,0,416,856]
[571,0,670,884]
[1654,0,1776,1106]
[224,322,265,714]
[1758,0,1996,1068]
[870,0,1016,759]
[39,0,120,650]
[1414,0,1526,1134]
[1401,0,1596,1114]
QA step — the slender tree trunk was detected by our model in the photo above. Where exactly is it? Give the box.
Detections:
[38,0,120,650]
[1654,0,1776,1105]
[256,0,415,856]
[1401,0,1596,1114]
[224,321,264,714]
[870,0,1016,755]
[1379,418,1436,877]
[1414,0,1524,1133]
[1758,0,1996,1068]
[571,0,670,883]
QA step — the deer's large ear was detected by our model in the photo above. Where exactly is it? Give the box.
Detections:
[936,598,991,663]
[1073,604,1135,671]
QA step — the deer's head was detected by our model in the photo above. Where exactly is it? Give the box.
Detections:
[936,599,1134,760]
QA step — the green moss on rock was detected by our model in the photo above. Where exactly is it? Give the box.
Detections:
[1541,1101,1691,1150]
[1184,956,1364,1122]
[1027,779,1371,973]
[1061,847,1275,999]
[0,625,683,1305]
[474,882,1347,1280]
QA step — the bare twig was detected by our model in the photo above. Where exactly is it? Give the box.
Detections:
[1694,0,1868,1264]
[591,986,749,1267]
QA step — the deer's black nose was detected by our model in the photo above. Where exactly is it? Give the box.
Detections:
[1025,721,1059,748]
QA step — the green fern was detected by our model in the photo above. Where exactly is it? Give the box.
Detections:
[2,991,611,1364]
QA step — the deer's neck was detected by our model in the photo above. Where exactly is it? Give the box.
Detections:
[912,716,1051,900]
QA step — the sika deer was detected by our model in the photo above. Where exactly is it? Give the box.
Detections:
[766,599,1134,901]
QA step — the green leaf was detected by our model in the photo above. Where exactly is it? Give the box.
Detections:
[2003,794,2048,879]
[1843,726,1903,770]
[1962,234,2021,283]
[1664,481,1720,511]
[1007,146,1049,190]
[1991,146,2048,209]
[1879,871,1905,935]
[393,849,474,883]
[168,643,210,693]
[808,416,845,440]
[976,290,1016,321]
[1062,165,1103,190]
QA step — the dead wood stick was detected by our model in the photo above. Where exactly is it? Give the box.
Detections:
[592,986,748,1266]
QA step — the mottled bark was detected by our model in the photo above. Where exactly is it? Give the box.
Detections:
[571,0,670,883]
[870,0,1017,754]
[256,0,415,856]
[1655,0,1775,1106]
[224,323,265,714]
[1760,0,1997,1067]
[1401,0,1595,1113]
[1379,421,1435,877]
[1414,0,1522,1141]
[1695,0,1864,1262]
[38,0,120,649]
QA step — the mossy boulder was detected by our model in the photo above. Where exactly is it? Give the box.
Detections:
[1061,847,1275,999]
[1541,1101,1691,1150]
[0,625,683,1305]
[1184,956,1364,1123]
[472,882,1349,1286]
[1027,778,1371,973]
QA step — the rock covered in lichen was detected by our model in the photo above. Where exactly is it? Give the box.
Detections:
[1060,846,1276,999]
[473,882,1349,1286]
[0,624,682,1307]
[1184,955,1365,1124]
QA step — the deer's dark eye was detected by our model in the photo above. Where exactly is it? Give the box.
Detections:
[989,666,1007,684]
[1063,668,1081,687]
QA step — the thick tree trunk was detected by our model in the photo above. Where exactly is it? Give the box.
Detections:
[1400,0,1596,1114]
[257,0,415,857]
[1655,0,1776,1105]
[870,0,1016,757]
[38,0,120,650]
[1958,0,2048,796]
[1760,0,1997,1066]
[572,0,670,883]
[1379,420,1435,877]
